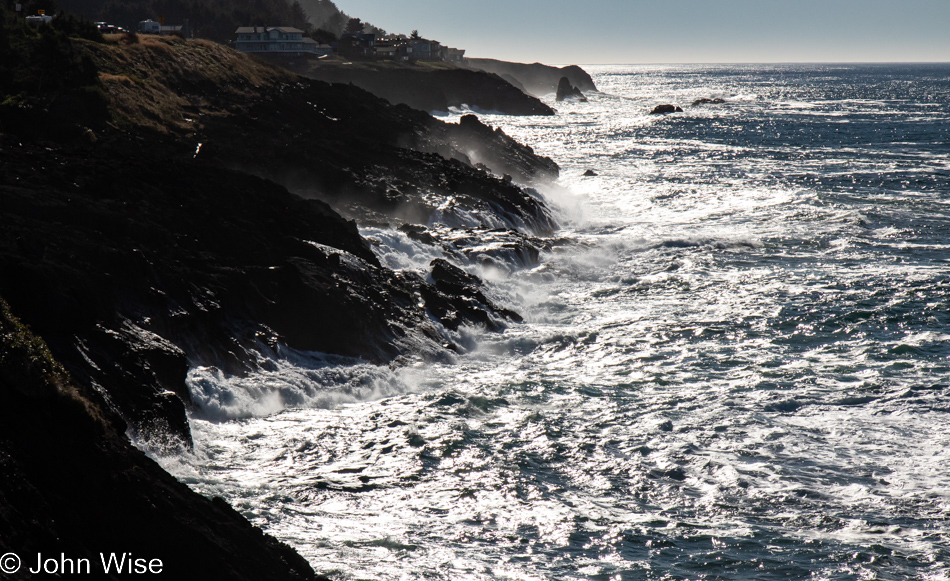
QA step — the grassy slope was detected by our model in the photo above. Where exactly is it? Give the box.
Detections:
[86,34,293,135]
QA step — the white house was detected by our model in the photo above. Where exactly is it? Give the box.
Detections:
[25,14,53,25]
[234,26,329,55]
[139,19,161,34]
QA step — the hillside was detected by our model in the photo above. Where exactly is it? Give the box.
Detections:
[4,27,560,440]
[55,0,370,41]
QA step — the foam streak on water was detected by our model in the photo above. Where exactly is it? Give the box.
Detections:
[163,64,950,580]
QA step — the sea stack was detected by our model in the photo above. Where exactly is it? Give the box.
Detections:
[556,76,587,102]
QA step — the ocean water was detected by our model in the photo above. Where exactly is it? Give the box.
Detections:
[163,64,950,580]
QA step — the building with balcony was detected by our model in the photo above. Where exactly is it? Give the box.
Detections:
[234,26,329,56]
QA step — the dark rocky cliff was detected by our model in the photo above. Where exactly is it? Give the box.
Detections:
[0,28,563,576]
[2,33,560,446]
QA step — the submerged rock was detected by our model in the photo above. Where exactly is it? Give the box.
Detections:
[650,104,684,114]
[692,97,726,106]
[555,76,587,102]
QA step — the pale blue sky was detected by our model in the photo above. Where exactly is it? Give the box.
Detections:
[332,0,950,64]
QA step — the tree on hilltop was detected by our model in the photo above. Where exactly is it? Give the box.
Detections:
[343,16,361,33]
[290,0,308,30]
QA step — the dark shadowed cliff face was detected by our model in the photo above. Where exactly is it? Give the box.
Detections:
[195,81,559,234]
[80,36,558,228]
[0,30,563,576]
[0,298,323,581]
[1,35,560,447]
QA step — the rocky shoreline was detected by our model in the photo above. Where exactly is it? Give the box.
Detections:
[0,30,570,577]
[0,298,323,580]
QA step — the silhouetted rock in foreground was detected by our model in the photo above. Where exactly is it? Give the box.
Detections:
[650,104,684,114]
[0,298,323,581]
[555,76,587,102]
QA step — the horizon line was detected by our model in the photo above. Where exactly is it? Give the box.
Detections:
[498,60,950,67]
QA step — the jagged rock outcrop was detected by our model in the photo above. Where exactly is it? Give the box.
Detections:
[465,58,597,97]
[650,104,684,114]
[3,32,559,448]
[555,76,587,102]
[398,223,568,272]
[0,136,528,447]
[448,113,559,186]
[408,258,522,333]
[0,298,324,581]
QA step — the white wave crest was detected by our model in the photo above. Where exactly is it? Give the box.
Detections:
[187,348,423,422]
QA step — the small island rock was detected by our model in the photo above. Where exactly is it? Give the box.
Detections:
[556,76,587,102]
[650,104,683,115]
[692,97,726,106]
[583,169,597,177]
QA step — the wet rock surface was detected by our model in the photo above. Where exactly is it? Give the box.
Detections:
[0,298,324,581]
[692,97,726,106]
[398,224,570,273]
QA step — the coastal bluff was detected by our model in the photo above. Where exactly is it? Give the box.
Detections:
[465,58,598,97]
[0,27,562,577]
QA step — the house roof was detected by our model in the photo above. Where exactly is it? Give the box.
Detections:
[235,26,304,34]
